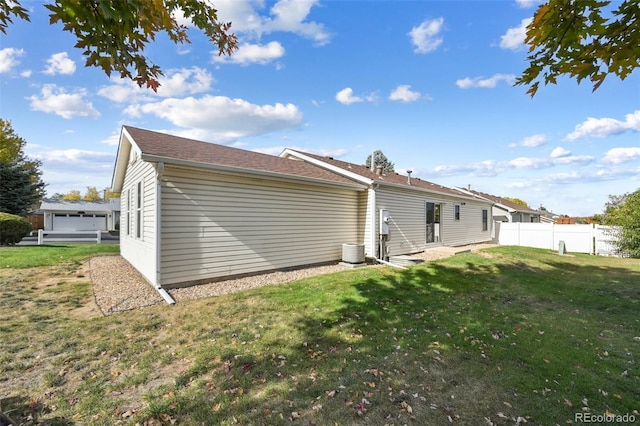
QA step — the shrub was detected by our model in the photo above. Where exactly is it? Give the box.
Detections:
[0,212,32,246]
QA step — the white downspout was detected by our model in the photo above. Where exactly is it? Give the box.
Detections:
[375,257,407,270]
[369,187,377,258]
[368,186,405,270]
[155,162,175,305]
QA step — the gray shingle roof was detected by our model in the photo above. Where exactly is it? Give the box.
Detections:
[39,199,119,212]
[286,150,474,199]
[124,126,363,188]
[462,189,540,214]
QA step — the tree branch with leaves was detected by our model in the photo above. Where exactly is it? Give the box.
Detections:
[0,0,238,91]
[516,0,639,96]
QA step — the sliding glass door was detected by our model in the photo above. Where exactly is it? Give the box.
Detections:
[426,202,441,243]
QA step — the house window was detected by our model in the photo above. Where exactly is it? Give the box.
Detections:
[482,209,488,231]
[123,190,130,236]
[135,181,142,239]
[454,204,461,221]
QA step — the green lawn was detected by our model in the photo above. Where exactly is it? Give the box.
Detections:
[0,245,638,425]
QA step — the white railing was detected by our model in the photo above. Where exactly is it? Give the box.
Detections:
[496,223,621,256]
[37,230,102,245]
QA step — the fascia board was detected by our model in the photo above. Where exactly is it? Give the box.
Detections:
[281,149,374,186]
[111,128,147,192]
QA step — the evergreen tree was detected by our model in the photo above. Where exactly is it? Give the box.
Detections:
[0,119,45,216]
[365,150,395,172]
[0,161,45,216]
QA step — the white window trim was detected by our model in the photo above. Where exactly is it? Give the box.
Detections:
[482,208,488,231]
[135,180,143,240]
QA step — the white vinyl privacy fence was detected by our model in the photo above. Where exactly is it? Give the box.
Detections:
[496,223,621,256]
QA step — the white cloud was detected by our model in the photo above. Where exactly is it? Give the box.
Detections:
[101,133,121,147]
[602,147,640,164]
[336,87,362,105]
[456,73,516,89]
[510,133,547,147]
[44,52,76,75]
[516,0,544,8]
[432,153,594,177]
[0,47,24,73]
[550,147,571,158]
[190,0,331,45]
[389,85,421,103]
[28,84,100,119]
[264,0,331,45]
[433,160,502,177]
[156,67,214,97]
[128,95,303,142]
[565,110,640,141]
[98,67,214,102]
[44,148,113,165]
[409,17,444,54]
[28,145,114,176]
[500,18,532,50]
[214,41,285,65]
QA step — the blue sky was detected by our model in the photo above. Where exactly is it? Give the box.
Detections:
[1,0,638,216]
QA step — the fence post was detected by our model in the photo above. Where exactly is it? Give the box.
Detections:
[96,230,102,244]
[38,229,43,245]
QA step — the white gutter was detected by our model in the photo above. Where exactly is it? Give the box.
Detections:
[153,161,175,305]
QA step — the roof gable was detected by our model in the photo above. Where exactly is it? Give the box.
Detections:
[112,126,365,191]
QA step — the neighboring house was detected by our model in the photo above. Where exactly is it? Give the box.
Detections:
[455,187,542,223]
[281,150,494,259]
[39,198,120,231]
[111,126,493,300]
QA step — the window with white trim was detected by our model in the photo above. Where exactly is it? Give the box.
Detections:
[482,209,488,231]
[135,181,142,239]
[454,204,461,221]
[123,189,130,236]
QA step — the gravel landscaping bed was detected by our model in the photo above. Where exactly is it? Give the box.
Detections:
[90,244,496,315]
[90,255,354,315]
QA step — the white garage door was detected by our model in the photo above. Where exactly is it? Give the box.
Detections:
[53,214,107,231]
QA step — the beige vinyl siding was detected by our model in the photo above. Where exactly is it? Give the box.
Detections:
[440,200,492,246]
[120,158,157,285]
[376,186,435,256]
[159,166,360,286]
[375,186,492,256]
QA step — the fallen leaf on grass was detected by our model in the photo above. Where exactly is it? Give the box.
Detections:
[400,400,413,414]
